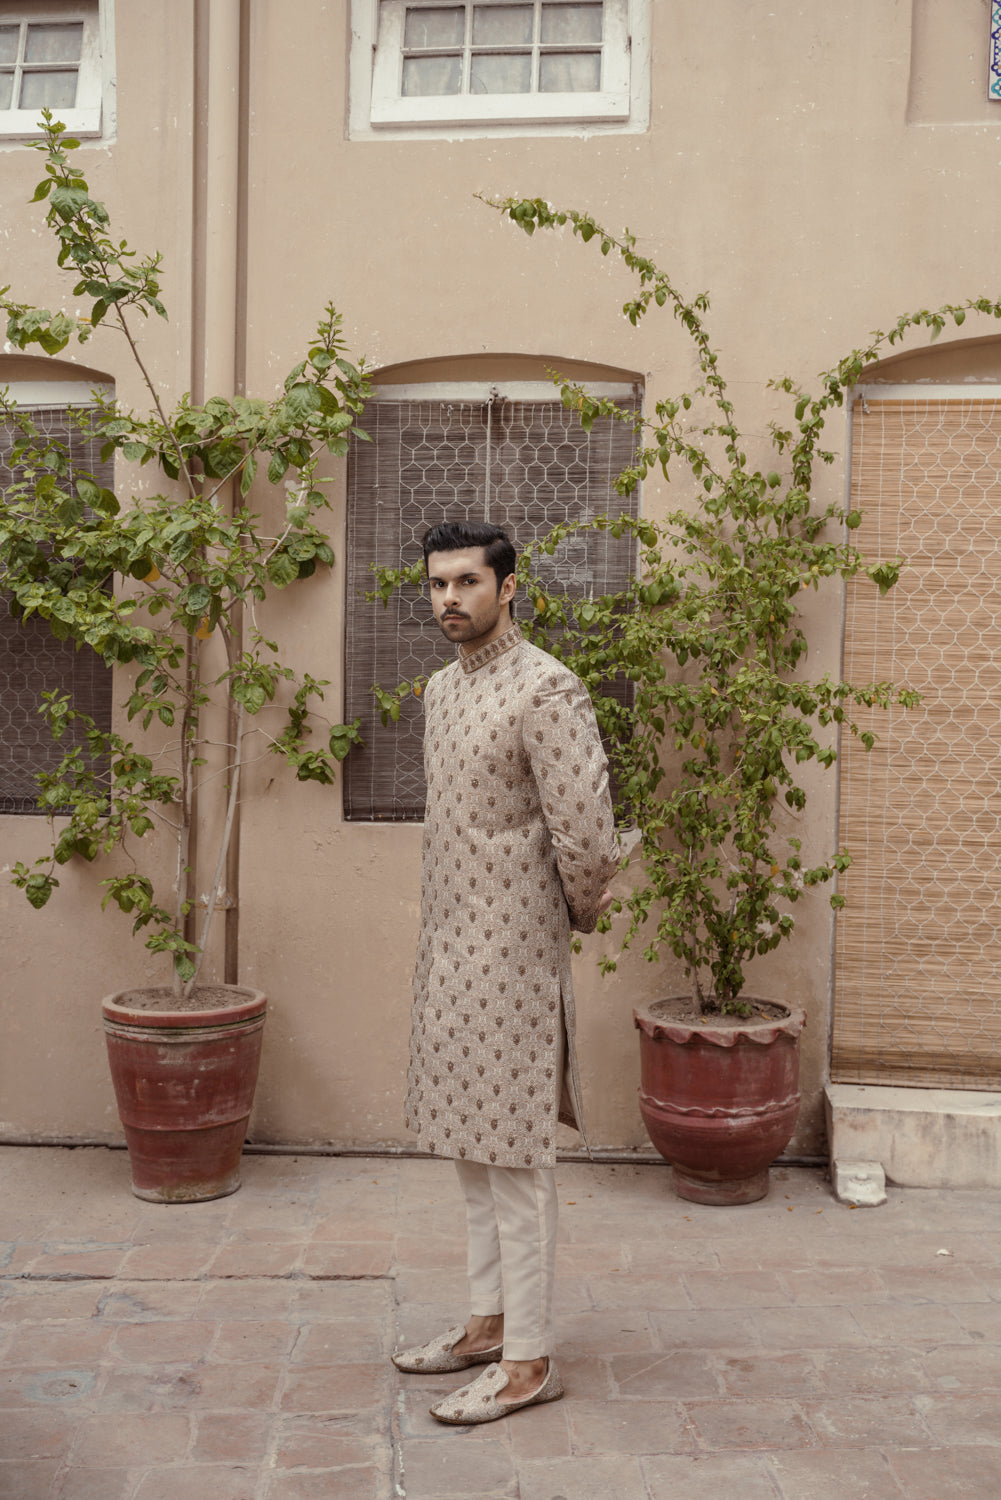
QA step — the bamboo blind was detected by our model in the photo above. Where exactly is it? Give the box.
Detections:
[832,394,1001,1087]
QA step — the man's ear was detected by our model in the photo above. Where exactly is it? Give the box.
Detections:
[499,573,517,606]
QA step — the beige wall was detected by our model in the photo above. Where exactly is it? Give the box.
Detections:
[4,1,1001,1157]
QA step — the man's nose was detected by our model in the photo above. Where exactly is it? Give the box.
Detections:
[443,582,461,607]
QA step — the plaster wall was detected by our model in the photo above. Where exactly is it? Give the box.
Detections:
[3,0,1001,1157]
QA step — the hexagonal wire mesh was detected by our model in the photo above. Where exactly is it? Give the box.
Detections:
[1,404,113,814]
[834,392,1001,1087]
[344,385,640,819]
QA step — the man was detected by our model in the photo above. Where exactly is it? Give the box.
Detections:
[392,519,619,1425]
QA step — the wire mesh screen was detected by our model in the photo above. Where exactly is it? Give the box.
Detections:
[833,394,1001,1088]
[0,405,113,815]
[344,393,639,820]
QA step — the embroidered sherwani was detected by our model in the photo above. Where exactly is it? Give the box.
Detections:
[405,626,619,1170]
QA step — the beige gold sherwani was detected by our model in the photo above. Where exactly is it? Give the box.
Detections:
[405,625,619,1169]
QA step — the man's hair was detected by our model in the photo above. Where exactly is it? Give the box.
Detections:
[421,521,517,595]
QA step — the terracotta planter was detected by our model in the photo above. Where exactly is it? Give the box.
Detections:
[633,998,806,1205]
[102,985,267,1203]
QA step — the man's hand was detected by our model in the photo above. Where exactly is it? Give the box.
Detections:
[596,889,614,916]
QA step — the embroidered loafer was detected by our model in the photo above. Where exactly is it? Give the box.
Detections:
[429,1359,564,1424]
[391,1325,504,1374]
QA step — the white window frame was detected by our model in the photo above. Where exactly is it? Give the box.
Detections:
[350,0,650,139]
[0,1,114,142]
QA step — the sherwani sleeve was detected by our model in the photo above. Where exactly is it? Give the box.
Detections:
[523,672,620,934]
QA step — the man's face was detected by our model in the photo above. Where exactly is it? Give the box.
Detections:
[426,547,515,648]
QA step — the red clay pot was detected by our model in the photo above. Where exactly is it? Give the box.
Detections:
[102,985,267,1203]
[633,998,806,1205]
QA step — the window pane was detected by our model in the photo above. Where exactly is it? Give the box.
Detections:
[472,5,533,44]
[539,51,600,91]
[470,52,531,93]
[541,3,603,44]
[404,6,464,47]
[0,26,18,65]
[402,53,462,95]
[0,72,12,109]
[25,23,83,64]
[20,69,78,109]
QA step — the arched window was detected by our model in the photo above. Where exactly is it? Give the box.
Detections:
[1,373,114,814]
[343,358,641,820]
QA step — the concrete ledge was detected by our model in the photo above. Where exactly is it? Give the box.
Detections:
[825,1084,1001,1190]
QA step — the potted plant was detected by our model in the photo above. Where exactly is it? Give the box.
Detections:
[0,115,367,1201]
[371,196,992,1203]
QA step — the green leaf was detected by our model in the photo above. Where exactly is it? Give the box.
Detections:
[266,551,299,589]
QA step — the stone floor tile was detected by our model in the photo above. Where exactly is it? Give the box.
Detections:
[714,1351,825,1398]
[921,1343,1001,1391]
[878,1265,994,1303]
[640,1452,781,1499]
[290,1279,394,1322]
[195,1281,295,1321]
[886,1445,1001,1497]
[298,1243,394,1277]
[290,1320,386,1364]
[813,1348,933,1394]
[517,1454,650,1500]
[207,1242,304,1278]
[505,1399,572,1460]
[549,1352,614,1400]
[397,1437,517,1497]
[263,1469,392,1500]
[191,1411,274,1462]
[52,1467,137,1499]
[588,1271,691,1311]
[7,1321,113,1364]
[279,1362,387,1413]
[131,1464,259,1500]
[556,1308,655,1355]
[97,1284,203,1323]
[0,1407,77,1460]
[913,1392,1001,1446]
[394,1233,467,1268]
[0,1367,97,1408]
[780,1268,887,1305]
[609,1350,720,1399]
[22,1244,130,1278]
[111,1320,217,1364]
[0,1459,61,1499]
[799,1394,933,1447]
[71,1412,192,1466]
[118,1244,217,1278]
[769,1448,905,1497]
[650,1308,760,1350]
[209,1319,298,1362]
[273,1417,375,1469]
[0,1284,104,1322]
[684,1398,816,1451]
[749,1305,870,1349]
[950,1299,1001,1339]
[850,1302,969,1344]
[312,1214,398,1243]
[567,1396,693,1454]
[683,1270,790,1309]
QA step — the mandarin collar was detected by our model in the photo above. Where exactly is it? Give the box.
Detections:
[457,625,521,675]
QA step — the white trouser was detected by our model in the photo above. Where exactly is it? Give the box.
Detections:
[453,1157,559,1361]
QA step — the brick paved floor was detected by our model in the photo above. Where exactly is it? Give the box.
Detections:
[1,1146,1000,1498]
